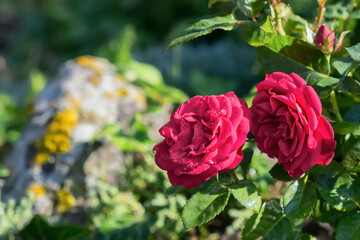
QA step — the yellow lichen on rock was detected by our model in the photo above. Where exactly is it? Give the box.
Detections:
[35,152,50,165]
[35,108,79,164]
[90,75,101,85]
[117,88,129,97]
[26,183,46,200]
[56,189,76,213]
[43,109,78,154]
[76,56,105,74]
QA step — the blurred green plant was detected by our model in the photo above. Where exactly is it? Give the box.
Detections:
[0,193,34,239]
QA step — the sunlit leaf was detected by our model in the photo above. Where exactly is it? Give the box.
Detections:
[165,14,242,51]
[242,199,286,240]
[230,180,262,212]
[182,185,230,230]
[346,43,360,62]
[283,180,317,226]
[244,18,330,74]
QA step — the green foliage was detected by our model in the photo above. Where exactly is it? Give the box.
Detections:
[236,0,265,18]
[0,195,35,238]
[336,212,360,240]
[182,185,230,230]
[334,121,360,135]
[312,199,347,224]
[2,0,360,238]
[347,43,360,62]
[340,76,360,96]
[208,0,232,8]
[88,181,146,233]
[244,17,330,74]
[317,173,360,211]
[269,164,296,182]
[247,147,274,196]
[0,94,23,147]
[342,135,360,172]
[240,148,254,178]
[19,215,93,240]
[121,60,188,105]
[230,180,261,212]
[242,199,287,240]
[262,217,298,240]
[283,180,317,226]
[255,47,338,97]
[1,0,212,79]
[165,14,241,51]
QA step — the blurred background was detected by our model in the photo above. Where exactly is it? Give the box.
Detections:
[0,1,263,239]
[0,0,356,239]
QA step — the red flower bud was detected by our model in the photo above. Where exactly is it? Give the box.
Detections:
[314,24,336,53]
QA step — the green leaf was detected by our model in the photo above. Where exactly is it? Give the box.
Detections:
[208,0,232,8]
[317,173,359,211]
[125,60,164,87]
[29,69,46,98]
[182,185,230,230]
[99,219,153,240]
[336,212,360,240]
[165,185,185,195]
[230,180,262,212]
[334,121,360,135]
[242,199,285,240]
[333,60,352,75]
[342,135,360,172]
[340,76,360,96]
[346,43,360,62]
[236,0,266,17]
[301,71,339,98]
[312,199,348,224]
[247,148,273,196]
[283,180,317,226]
[344,104,360,125]
[109,135,150,152]
[165,14,241,51]
[240,148,254,177]
[346,175,360,202]
[244,18,330,74]
[350,10,360,19]
[19,215,92,240]
[244,18,277,47]
[262,217,298,240]
[0,165,10,177]
[269,164,296,182]
[325,3,348,19]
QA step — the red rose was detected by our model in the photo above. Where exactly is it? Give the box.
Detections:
[153,92,250,189]
[250,73,336,178]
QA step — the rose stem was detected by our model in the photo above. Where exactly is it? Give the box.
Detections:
[314,0,327,32]
[329,90,343,123]
[270,0,286,36]
[228,169,239,183]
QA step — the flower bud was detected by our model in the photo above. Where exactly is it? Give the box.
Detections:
[314,24,336,53]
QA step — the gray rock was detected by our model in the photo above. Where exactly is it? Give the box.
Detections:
[1,56,146,217]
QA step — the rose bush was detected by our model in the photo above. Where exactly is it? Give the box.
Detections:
[153,92,250,188]
[250,72,336,178]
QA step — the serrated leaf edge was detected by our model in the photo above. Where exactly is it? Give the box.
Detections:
[182,189,230,231]
[230,181,262,212]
